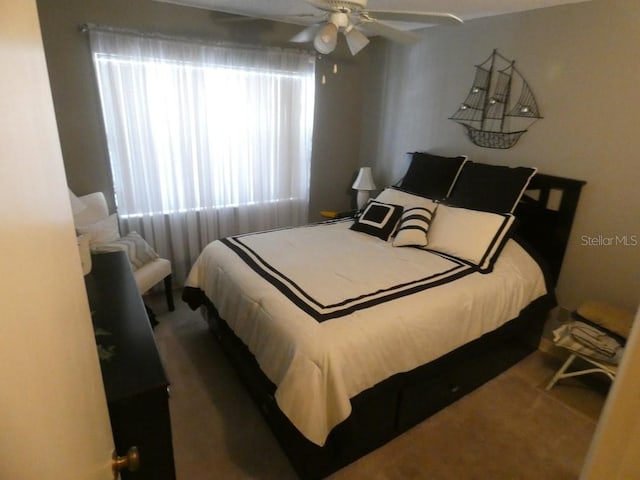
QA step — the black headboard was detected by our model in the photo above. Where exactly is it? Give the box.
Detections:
[514,173,586,287]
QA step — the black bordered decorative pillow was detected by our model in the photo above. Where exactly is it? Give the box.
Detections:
[427,204,515,272]
[400,152,468,199]
[392,206,436,247]
[446,162,537,213]
[350,200,403,241]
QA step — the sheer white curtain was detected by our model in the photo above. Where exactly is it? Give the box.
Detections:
[89,28,315,285]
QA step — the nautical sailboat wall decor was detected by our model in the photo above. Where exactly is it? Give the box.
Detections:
[450,49,542,149]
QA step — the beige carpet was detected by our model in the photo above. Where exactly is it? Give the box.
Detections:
[148,293,607,480]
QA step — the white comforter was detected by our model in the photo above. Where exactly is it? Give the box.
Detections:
[185,220,547,446]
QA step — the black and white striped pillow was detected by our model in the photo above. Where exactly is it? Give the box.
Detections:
[392,206,435,247]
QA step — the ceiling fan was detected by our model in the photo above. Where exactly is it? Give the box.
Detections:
[288,0,463,56]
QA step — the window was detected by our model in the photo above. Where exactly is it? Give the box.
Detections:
[90,29,315,219]
[88,28,316,284]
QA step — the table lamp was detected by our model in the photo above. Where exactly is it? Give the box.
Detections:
[352,167,377,210]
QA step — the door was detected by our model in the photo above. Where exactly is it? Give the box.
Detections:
[0,2,116,479]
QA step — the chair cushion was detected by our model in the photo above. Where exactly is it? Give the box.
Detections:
[134,257,172,294]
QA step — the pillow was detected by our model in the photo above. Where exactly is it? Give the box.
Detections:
[68,189,87,215]
[76,214,120,245]
[399,152,468,199]
[446,162,537,213]
[91,231,159,271]
[350,200,403,241]
[375,187,438,210]
[427,204,515,272]
[392,206,436,247]
[72,192,110,228]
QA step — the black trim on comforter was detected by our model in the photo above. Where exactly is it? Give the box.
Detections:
[220,236,475,322]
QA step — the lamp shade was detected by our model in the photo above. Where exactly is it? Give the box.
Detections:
[352,167,376,191]
[344,26,370,56]
[314,23,338,55]
[352,167,377,209]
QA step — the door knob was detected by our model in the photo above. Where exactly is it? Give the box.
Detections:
[112,446,140,478]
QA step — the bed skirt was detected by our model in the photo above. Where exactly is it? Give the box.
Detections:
[192,289,556,479]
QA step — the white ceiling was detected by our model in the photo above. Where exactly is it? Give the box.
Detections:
[155,0,591,28]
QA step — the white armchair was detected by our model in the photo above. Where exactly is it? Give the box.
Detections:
[71,191,174,311]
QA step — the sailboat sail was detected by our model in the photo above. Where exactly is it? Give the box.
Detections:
[485,69,510,120]
[451,65,490,123]
[507,78,541,118]
[450,50,542,149]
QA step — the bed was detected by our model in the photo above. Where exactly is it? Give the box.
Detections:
[182,153,585,479]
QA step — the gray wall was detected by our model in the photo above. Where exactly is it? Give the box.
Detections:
[37,0,638,309]
[360,0,639,311]
[36,0,365,218]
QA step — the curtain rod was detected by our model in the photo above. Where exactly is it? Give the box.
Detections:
[79,23,316,58]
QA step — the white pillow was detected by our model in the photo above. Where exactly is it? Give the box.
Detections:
[392,206,436,247]
[375,187,437,211]
[76,214,120,245]
[427,204,515,272]
[73,192,109,228]
[68,189,87,215]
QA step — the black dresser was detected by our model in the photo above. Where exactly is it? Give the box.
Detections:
[85,251,176,480]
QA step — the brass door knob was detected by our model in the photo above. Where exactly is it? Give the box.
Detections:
[112,446,140,477]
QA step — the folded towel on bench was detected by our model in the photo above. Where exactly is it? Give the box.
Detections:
[552,321,625,365]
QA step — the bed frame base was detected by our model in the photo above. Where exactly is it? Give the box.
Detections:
[205,294,555,480]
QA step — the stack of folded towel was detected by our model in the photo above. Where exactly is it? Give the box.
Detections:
[552,301,635,365]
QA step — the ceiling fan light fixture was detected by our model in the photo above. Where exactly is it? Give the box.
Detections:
[314,22,338,54]
[344,24,369,55]
[290,24,321,43]
[328,11,350,29]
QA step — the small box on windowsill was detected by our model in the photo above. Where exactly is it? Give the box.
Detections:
[320,210,358,219]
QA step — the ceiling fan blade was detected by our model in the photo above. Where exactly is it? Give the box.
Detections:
[366,10,463,25]
[359,19,421,44]
[210,13,260,24]
[303,0,334,13]
[344,27,370,55]
[290,24,322,43]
